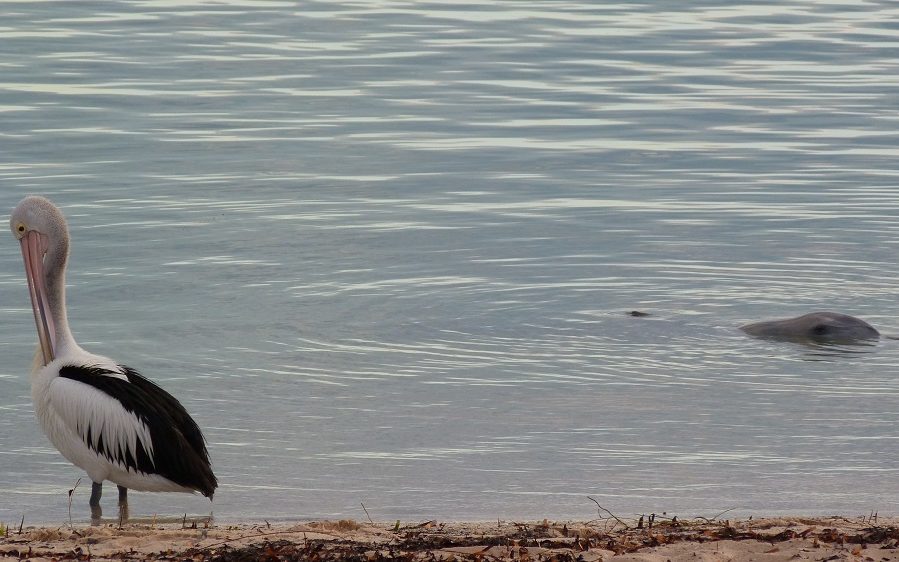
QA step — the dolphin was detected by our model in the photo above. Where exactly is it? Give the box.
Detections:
[740,311,879,344]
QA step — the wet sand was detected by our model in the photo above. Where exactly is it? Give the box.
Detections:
[2,515,898,561]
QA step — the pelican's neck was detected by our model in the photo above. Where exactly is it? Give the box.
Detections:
[43,228,77,357]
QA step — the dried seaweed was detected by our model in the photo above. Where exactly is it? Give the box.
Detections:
[4,518,899,561]
[167,522,899,562]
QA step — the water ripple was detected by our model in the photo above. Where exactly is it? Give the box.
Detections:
[1,0,899,523]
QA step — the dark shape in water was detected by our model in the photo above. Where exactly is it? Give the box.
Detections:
[628,310,650,317]
[740,311,879,344]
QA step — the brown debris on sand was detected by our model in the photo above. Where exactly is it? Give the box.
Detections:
[2,516,899,561]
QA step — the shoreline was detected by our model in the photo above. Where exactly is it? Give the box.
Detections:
[2,515,898,561]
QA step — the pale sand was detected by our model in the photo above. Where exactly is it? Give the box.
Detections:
[1,516,898,561]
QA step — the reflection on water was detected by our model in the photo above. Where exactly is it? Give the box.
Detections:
[802,345,880,361]
[743,335,882,361]
[2,0,899,523]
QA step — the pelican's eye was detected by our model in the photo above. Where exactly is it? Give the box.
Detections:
[14,223,26,239]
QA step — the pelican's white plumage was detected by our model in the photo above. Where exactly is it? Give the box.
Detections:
[11,196,216,520]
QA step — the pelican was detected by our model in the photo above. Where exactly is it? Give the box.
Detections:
[10,196,217,521]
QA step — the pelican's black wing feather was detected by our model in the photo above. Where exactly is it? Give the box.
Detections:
[58,364,217,497]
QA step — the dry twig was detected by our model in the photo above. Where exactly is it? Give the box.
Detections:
[586,496,629,530]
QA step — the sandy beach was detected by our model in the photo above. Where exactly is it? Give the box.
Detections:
[1,515,897,561]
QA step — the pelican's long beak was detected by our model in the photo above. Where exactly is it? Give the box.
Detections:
[20,230,56,365]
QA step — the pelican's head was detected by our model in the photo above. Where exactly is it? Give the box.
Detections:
[11,196,70,366]
[11,195,69,245]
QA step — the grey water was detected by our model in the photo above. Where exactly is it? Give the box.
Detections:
[2,0,899,524]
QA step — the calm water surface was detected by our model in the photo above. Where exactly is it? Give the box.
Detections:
[1,1,899,523]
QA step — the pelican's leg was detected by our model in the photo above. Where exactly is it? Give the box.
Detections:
[89,481,103,521]
[117,485,129,523]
